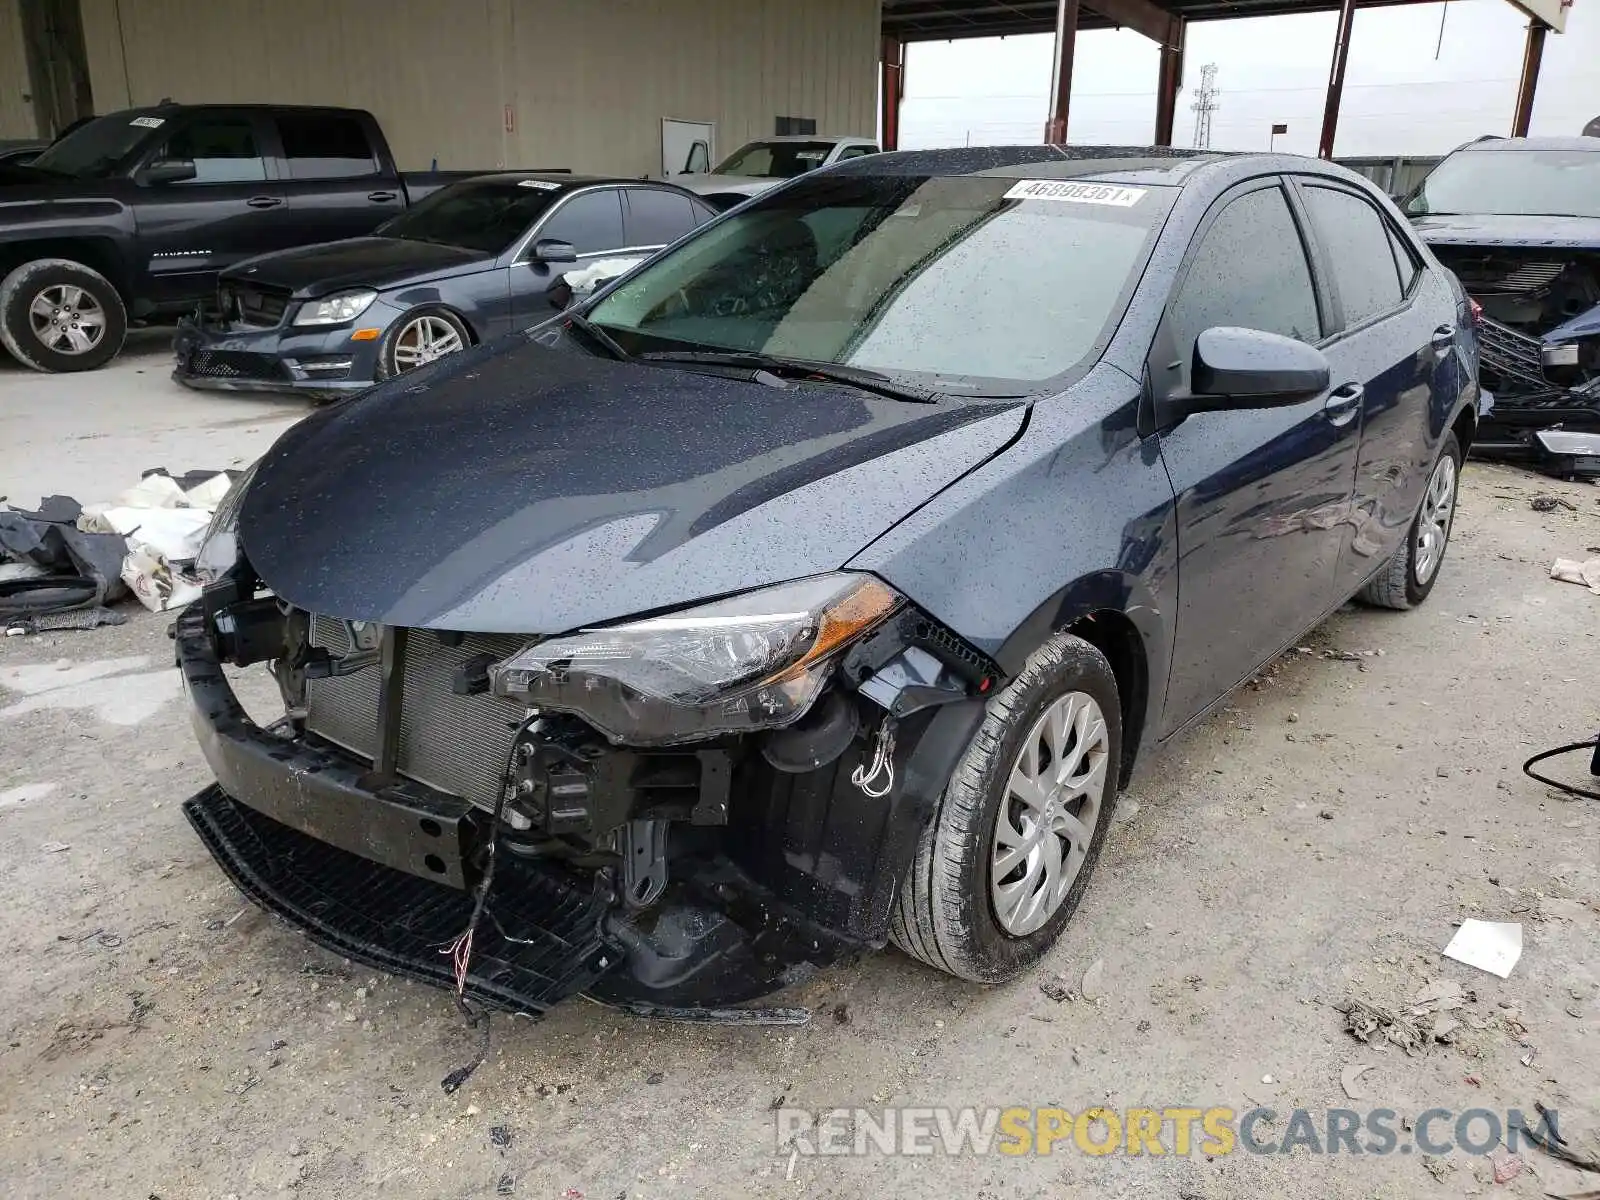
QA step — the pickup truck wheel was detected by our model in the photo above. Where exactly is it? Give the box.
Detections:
[1357,432,1462,610]
[377,308,469,380]
[0,259,128,373]
[890,633,1122,982]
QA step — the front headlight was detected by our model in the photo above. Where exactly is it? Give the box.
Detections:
[194,460,259,585]
[490,573,902,746]
[293,289,377,327]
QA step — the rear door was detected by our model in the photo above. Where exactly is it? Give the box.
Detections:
[131,110,286,308]
[1289,177,1447,592]
[270,111,404,246]
[1155,179,1361,734]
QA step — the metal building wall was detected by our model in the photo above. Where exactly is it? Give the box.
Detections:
[75,0,880,174]
[0,0,36,138]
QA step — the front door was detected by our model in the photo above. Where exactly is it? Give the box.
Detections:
[661,119,714,176]
[1155,180,1362,734]
[132,111,286,309]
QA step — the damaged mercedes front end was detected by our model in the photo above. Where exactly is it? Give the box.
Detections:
[1408,139,1600,477]
[175,336,1022,1017]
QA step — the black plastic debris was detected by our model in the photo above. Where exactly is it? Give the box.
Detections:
[0,494,128,616]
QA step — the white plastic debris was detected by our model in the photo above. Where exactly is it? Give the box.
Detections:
[1442,919,1523,979]
[121,545,203,613]
[1550,557,1600,595]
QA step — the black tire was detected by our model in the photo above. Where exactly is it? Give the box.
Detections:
[374,306,471,381]
[1357,432,1462,611]
[890,633,1123,982]
[0,258,128,373]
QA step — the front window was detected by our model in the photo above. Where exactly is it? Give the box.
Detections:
[29,112,166,178]
[377,179,562,254]
[586,172,1171,395]
[714,140,834,179]
[1406,148,1600,219]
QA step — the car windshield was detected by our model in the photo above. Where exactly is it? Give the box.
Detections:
[585,172,1171,395]
[377,178,564,254]
[1406,148,1600,219]
[713,141,835,179]
[29,112,166,178]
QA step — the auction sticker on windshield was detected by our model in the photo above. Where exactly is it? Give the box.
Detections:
[518,179,561,190]
[1004,180,1147,207]
[129,116,165,129]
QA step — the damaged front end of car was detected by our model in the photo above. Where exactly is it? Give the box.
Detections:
[1431,244,1600,477]
[178,530,1003,1018]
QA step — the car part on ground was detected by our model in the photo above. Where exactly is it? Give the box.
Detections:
[1408,138,1600,477]
[176,145,1476,1016]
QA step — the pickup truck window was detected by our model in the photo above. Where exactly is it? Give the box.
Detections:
[275,114,379,179]
[157,118,268,184]
[28,113,164,178]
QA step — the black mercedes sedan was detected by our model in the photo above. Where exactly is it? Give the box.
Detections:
[172,173,716,398]
[177,146,1478,1017]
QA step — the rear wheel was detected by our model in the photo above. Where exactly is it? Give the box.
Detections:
[890,633,1122,982]
[376,307,469,380]
[1358,432,1461,610]
[0,258,128,373]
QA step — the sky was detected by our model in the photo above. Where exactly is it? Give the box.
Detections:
[898,0,1598,158]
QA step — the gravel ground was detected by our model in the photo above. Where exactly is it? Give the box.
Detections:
[1,355,1597,1198]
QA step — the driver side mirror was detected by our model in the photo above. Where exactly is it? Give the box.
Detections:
[137,159,197,185]
[530,239,577,265]
[1171,326,1331,417]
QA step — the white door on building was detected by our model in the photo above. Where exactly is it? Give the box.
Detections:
[661,119,714,176]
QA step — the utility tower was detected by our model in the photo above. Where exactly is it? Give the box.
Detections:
[1191,63,1220,149]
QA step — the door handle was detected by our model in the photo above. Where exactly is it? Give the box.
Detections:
[367,190,399,202]
[1324,382,1363,427]
[246,195,284,209]
[1431,324,1455,354]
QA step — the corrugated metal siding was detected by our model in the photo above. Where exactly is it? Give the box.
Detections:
[0,0,37,138]
[77,0,880,174]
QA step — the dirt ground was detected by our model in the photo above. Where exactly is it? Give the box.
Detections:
[1,349,1597,1198]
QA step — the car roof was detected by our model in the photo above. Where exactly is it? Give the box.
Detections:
[1458,135,1600,153]
[827,144,1381,190]
[746,134,873,144]
[455,172,706,196]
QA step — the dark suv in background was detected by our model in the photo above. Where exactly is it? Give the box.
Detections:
[0,103,515,373]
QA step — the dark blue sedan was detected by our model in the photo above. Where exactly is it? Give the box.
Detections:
[176,146,1478,1013]
[173,173,715,398]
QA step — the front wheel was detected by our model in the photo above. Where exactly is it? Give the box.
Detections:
[0,258,128,373]
[890,633,1122,982]
[1357,432,1462,610]
[376,307,470,380]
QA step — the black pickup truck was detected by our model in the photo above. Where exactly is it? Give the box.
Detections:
[0,103,514,373]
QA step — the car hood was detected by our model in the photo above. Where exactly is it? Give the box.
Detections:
[1410,213,1600,251]
[224,237,495,298]
[240,334,1026,632]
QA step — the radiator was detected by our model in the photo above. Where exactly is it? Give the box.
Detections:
[304,616,531,812]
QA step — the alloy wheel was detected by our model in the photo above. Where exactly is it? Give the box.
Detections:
[1413,453,1456,585]
[392,315,464,371]
[989,691,1110,937]
[28,285,106,355]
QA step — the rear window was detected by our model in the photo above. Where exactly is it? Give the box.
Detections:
[276,114,377,179]
[588,173,1173,395]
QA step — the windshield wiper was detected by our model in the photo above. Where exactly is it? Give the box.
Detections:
[637,350,939,404]
[563,311,631,361]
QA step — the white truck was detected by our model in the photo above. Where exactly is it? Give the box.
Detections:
[672,135,879,210]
